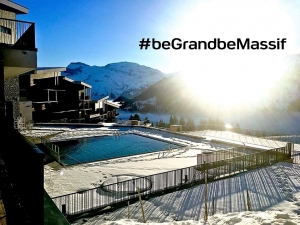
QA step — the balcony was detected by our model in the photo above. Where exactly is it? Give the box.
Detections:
[80,93,91,101]
[0,17,36,50]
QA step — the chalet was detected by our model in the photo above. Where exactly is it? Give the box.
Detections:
[89,96,120,123]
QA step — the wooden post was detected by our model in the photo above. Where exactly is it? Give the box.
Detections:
[136,187,146,223]
[246,189,251,211]
[204,161,208,221]
[127,201,131,219]
[211,197,215,216]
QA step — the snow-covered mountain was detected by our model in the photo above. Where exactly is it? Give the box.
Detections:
[62,62,168,100]
[62,54,300,113]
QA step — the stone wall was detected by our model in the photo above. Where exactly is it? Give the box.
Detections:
[4,76,20,119]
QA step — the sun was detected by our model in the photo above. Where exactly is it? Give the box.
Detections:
[167,0,295,109]
[181,53,287,109]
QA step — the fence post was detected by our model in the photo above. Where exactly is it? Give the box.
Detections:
[211,197,215,216]
[127,201,131,219]
[204,161,208,221]
[246,189,251,211]
[181,169,183,186]
[136,187,146,223]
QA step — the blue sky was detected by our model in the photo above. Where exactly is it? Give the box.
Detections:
[16,0,300,74]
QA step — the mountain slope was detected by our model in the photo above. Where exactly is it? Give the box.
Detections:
[130,53,300,113]
[62,62,168,100]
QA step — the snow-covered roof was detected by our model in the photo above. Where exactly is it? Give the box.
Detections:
[35,67,66,74]
[106,100,121,108]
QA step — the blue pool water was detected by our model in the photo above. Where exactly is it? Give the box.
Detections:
[55,134,181,165]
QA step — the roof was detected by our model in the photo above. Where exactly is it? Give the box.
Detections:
[106,100,120,108]
[32,76,92,90]
[62,77,91,88]
[91,96,109,103]
[0,0,28,14]
[35,67,66,74]
[74,81,91,88]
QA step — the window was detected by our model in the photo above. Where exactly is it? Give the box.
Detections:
[19,89,27,101]
[0,26,11,35]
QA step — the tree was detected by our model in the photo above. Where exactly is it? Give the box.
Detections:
[158,119,165,127]
[179,116,185,126]
[133,113,141,121]
[186,117,194,126]
[144,117,150,124]
[235,123,242,133]
[129,114,134,120]
[173,115,178,125]
[169,115,174,125]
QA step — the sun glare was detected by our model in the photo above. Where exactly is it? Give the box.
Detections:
[168,0,296,109]
[225,124,233,129]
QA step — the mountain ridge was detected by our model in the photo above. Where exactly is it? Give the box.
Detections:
[62,54,300,114]
[62,61,168,100]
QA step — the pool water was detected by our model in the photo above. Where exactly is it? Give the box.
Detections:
[55,134,181,165]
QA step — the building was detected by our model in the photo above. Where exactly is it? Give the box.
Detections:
[19,68,93,123]
[7,65,120,124]
[0,1,69,224]
[89,96,120,123]
[0,1,119,223]
[0,0,37,124]
[170,124,182,132]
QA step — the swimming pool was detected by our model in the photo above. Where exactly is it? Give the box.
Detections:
[55,134,182,165]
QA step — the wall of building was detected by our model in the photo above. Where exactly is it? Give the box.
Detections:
[19,101,32,122]
[30,71,60,86]
[4,48,37,69]
[4,76,20,121]
[170,125,182,132]
[0,9,16,20]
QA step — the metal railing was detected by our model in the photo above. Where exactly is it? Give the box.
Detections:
[51,144,292,216]
[197,147,246,165]
[41,137,60,163]
[0,18,35,49]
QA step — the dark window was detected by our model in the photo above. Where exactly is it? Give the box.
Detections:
[0,26,11,35]
[20,89,27,98]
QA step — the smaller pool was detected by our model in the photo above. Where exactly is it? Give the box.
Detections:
[55,134,182,165]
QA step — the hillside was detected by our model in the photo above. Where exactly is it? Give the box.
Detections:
[62,54,300,114]
[130,53,300,114]
[62,62,168,100]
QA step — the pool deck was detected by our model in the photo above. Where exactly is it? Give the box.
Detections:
[34,125,299,196]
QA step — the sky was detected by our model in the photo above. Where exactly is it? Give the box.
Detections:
[15,0,300,74]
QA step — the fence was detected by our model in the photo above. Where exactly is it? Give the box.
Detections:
[41,137,60,163]
[51,143,292,217]
[197,147,246,165]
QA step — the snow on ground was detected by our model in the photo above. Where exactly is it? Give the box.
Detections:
[22,125,300,224]
[74,211,300,225]
[72,162,300,225]
[39,127,228,198]
[43,143,222,197]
